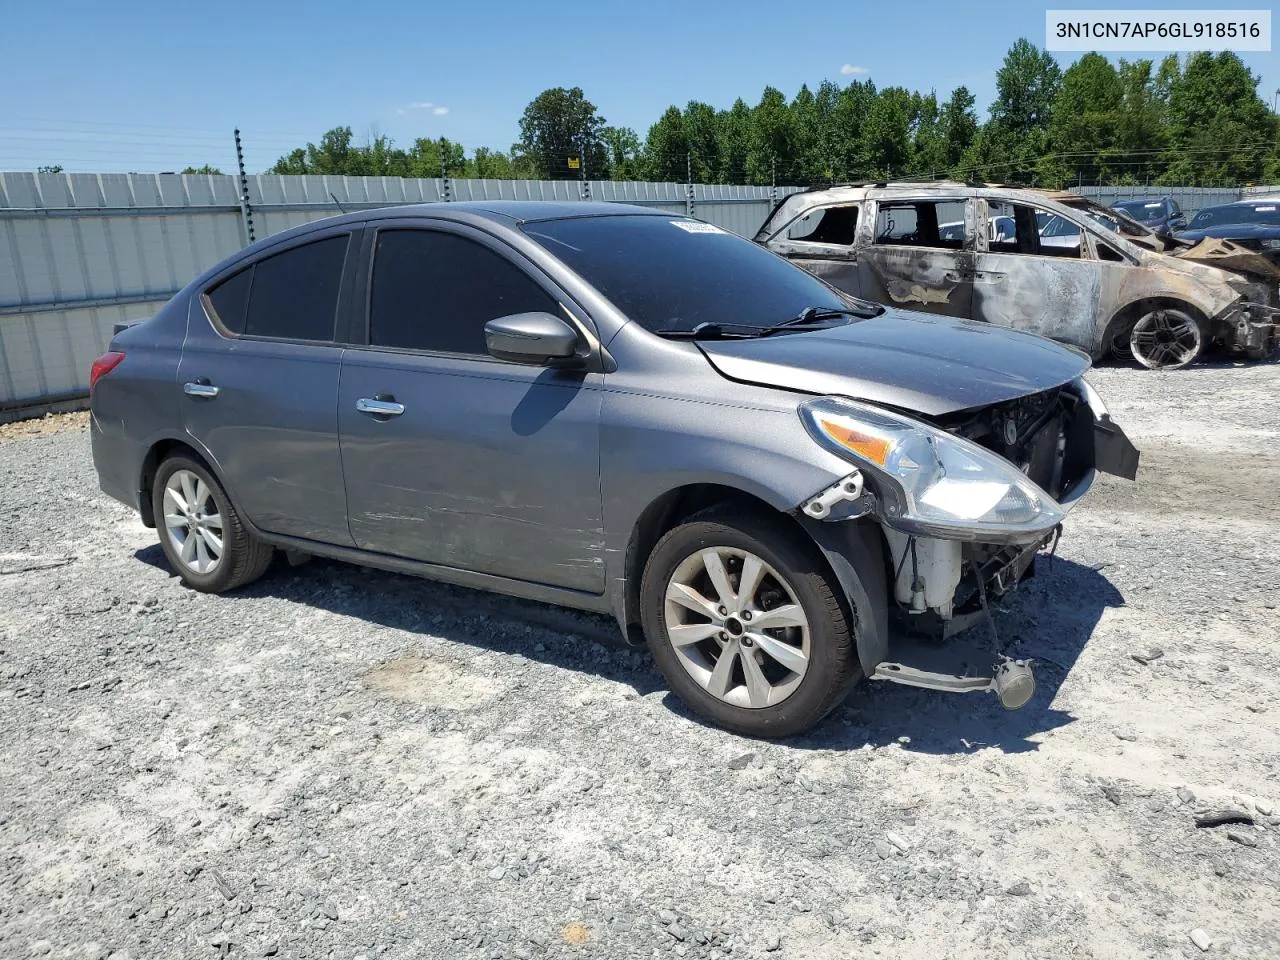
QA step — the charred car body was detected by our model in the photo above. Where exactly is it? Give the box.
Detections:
[757,182,1280,370]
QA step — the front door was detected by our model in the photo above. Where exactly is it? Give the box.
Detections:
[763,203,862,296]
[178,229,357,546]
[970,199,1101,351]
[857,198,975,317]
[337,223,605,594]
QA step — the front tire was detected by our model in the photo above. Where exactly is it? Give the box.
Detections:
[152,455,273,593]
[1128,307,1204,370]
[640,509,860,738]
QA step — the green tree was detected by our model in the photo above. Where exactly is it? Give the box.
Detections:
[36,164,64,174]
[716,99,752,184]
[970,38,1062,183]
[1161,52,1277,185]
[642,106,689,181]
[1040,52,1123,186]
[747,87,795,184]
[517,87,607,180]
[599,126,642,179]
[940,86,978,172]
[683,102,721,181]
[181,164,224,175]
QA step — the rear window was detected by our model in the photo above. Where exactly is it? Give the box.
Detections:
[521,215,852,334]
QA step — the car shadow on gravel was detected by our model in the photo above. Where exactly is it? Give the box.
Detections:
[132,544,669,695]
[134,546,1121,753]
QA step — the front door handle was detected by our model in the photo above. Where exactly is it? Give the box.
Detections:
[356,397,405,417]
[183,380,219,398]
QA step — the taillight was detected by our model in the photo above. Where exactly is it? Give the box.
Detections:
[89,351,126,392]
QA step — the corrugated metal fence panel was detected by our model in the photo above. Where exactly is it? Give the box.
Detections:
[1070,185,1242,216]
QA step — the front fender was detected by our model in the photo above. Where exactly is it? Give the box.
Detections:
[800,517,890,676]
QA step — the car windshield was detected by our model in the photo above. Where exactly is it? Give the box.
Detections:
[522,215,871,334]
[1188,203,1280,228]
[1113,200,1166,222]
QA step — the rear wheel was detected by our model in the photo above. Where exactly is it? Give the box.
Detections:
[640,509,860,738]
[152,455,273,593]
[1128,307,1204,370]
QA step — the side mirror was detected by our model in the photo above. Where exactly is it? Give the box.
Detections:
[484,312,581,366]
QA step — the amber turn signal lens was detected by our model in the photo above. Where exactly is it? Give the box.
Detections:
[817,417,892,466]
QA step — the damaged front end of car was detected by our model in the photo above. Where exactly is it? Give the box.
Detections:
[797,377,1138,710]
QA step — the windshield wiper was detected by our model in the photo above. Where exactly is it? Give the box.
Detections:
[655,305,878,341]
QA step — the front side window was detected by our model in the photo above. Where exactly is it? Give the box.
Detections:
[368,229,561,354]
[784,205,859,245]
[872,200,967,249]
[988,202,1081,259]
[243,235,349,341]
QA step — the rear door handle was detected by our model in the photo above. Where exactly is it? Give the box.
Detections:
[183,381,219,398]
[356,397,405,417]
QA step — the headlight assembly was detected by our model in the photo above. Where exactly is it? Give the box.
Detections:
[799,397,1064,541]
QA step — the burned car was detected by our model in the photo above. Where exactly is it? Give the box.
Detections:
[757,182,1280,370]
[91,202,1137,738]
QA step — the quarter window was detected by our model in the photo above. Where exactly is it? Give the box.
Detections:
[784,205,859,245]
[205,266,252,335]
[368,229,561,354]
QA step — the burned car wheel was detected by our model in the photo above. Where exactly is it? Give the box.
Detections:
[640,509,860,738]
[152,455,274,594]
[1128,307,1204,370]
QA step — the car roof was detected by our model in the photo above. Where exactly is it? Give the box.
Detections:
[256,200,672,248]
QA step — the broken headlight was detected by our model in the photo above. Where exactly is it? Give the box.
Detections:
[799,397,1064,541]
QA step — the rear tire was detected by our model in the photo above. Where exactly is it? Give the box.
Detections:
[640,508,861,738]
[151,455,273,593]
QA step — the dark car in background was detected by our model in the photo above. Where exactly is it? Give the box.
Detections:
[89,201,1139,738]
[1176,199,1280,264]
[1111,197,1186,234]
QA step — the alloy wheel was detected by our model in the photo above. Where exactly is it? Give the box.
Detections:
[1130,309,1202,369]
[663,546,811,709]
[162,469,223,574]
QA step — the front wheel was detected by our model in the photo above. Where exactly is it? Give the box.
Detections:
[1128,307,1204,370]
[152,455,273,593]
[640,509,861,738]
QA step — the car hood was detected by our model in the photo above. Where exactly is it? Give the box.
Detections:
[696,311,1090,417]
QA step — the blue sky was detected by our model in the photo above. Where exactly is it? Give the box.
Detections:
[1,0,1275,173]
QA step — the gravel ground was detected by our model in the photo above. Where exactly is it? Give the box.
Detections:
[1,362,1278,960]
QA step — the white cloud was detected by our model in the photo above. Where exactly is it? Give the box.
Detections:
[407,101,434,110]
[840,64,868,75]
[433,106,449,116]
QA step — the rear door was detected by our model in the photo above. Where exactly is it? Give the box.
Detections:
[337,220,605,593]
[857,197,975,317]
[179,227,358,545]
[971,199,1101,351]
[761,203,862,295]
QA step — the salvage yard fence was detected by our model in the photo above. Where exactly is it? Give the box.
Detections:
[0,172,1262,414]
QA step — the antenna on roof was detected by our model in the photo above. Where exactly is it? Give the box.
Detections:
[329,192,347,214]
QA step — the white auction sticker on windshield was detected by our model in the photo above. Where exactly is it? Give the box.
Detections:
[672,220,724,234]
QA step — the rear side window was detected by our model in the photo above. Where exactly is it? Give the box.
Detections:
[243,235,349,341]
[873,200,967,249]
[368,229,560,354]
[205,267,252,335]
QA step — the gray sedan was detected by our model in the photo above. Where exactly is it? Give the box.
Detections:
[90,202,1137,737]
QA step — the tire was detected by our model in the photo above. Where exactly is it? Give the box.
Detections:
[640,508,861,738]
[1128,306,1205,370]
[151,455,274,593]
